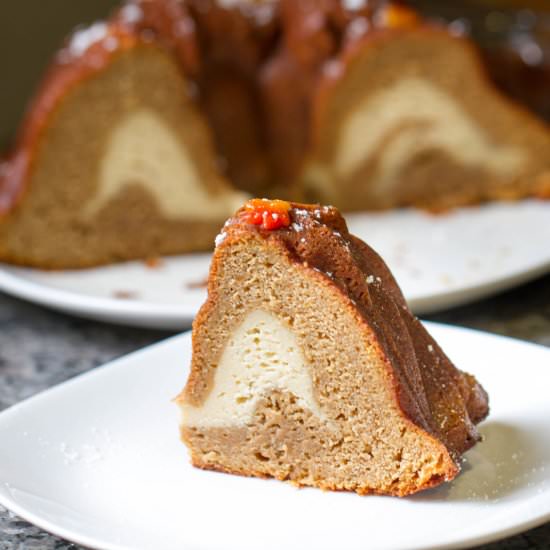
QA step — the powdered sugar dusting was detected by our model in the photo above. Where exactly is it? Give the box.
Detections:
[215,231,227,247]
[68,23,109,57]
[59,441,103,466]
[103,35,119,52]
[448,18,470,37]
[119,3,143,25]
[347,16,370,40]
[175,16,195,38]
[216,0,244,8]
[343,0,367,10]
[250,4,275,26]
[323,60,344,80]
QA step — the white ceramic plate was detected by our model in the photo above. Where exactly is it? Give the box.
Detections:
[1,323,549,550]
[1,201,550,329]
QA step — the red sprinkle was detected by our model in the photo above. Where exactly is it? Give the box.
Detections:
[241,199,291,230]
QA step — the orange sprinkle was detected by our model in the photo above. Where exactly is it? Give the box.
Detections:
[242,199,291,230]
[144,257,164,269]
[377,4,420,30]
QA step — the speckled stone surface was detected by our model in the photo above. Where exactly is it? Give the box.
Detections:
[1,275,550,550]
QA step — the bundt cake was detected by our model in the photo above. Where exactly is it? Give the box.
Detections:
[0,1,246,268]
[1,0,550,268]
[177,199,489,496]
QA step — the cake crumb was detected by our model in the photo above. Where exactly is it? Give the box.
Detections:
[144,257,164,269]
[186,278,208,290]
[113,290,138,300]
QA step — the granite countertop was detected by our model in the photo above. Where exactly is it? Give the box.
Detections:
[1,275,550,549]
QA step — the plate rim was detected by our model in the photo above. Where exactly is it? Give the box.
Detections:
[0,266,196,328]
[1,323,550,550]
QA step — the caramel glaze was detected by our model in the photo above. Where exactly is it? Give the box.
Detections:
[186,0,278,76]
[0,0,199,218]
[183,0,280,192]
[223,202,489,462]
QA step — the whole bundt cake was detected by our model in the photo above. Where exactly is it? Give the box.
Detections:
[1,0,549,268]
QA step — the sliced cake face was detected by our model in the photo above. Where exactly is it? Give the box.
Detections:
[303,28,550,211]
[178,201,488,496]
[0,32,246,268]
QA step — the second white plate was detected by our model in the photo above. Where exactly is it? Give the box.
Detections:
[1,201,550,329]
[0,323,550,550]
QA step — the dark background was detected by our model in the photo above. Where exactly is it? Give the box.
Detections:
[0,0,118,150]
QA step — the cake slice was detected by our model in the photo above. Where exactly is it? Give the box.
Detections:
[177,199,489,496]
[0,9,246,268]
[302,8,550,211]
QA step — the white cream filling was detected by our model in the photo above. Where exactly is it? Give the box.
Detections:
[85,109,246,220]
[181,310,323,428]
[334,77,528,193]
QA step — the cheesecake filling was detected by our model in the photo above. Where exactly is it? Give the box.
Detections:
[181,309,323,427]
[85,108,246,220]
[336,77,528,190]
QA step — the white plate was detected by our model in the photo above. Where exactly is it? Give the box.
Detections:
[1,323,549,550]
[1,201,550,329]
